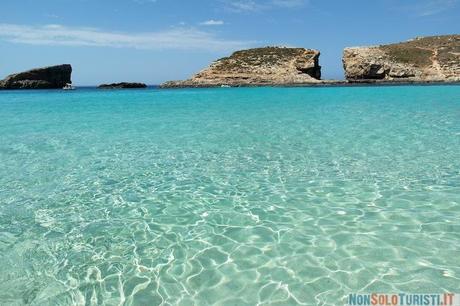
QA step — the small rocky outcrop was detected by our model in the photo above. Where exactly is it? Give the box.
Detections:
[98,82,147,89]
[161,47,322,88]
[343,35,460,82]
[0,65,72,89]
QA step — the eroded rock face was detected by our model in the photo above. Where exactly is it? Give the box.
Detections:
[98,82,147,89]
[161,47,321,88]
[0,65,72,89]
[343,35,460,82]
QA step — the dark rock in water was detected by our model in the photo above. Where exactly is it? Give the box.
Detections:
[0,65,72,89]
[98,82,147,89]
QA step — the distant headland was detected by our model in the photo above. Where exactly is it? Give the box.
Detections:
[0,65,72,90]
[161,34,459,88]
[343,35,460,82]
[0,35,458,90]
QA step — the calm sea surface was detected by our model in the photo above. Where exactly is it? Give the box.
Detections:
[0,86,459,305]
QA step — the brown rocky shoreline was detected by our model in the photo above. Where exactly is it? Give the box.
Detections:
[160,79,460,89]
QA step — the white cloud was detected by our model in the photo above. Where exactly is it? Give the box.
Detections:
[416,0,458,16]
[393,0,458,16]
[200,20,225,26]
[224,0,308,12]
[0,23,252,51]
[133,0,158,3]
[226,0,262,12]
[272,0,307,8]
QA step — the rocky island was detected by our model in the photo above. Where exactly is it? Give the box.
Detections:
[343,35,460,82]
[0,65,72,89]
[161,47,322,88]
[1,35,458,90]
[98,82,147,89]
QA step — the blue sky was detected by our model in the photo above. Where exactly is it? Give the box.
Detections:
[1,0,459,85]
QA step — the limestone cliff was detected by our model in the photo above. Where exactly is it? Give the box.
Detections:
[343,35,460,82]
[161,47,321,88]
[0,65,72,89]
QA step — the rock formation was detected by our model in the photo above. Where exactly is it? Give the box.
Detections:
[343,35,460,82]
[98,82,147,89]
[161,47,322,88]
[0,65,72,89]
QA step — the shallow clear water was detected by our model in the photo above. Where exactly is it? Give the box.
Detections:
[0,86,459,305]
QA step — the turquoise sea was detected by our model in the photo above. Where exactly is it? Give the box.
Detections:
[0,86,459,305]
